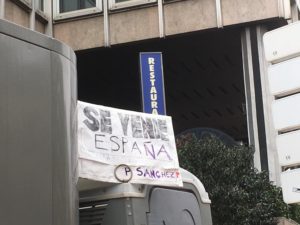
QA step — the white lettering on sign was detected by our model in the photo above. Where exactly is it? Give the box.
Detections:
[78,101,182,186]
[148,57,158,114]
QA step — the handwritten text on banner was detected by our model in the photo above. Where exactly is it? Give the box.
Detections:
[78,101,182,186]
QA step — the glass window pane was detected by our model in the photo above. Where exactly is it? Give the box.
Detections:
[36,0,44,11]
[60,0,96,13]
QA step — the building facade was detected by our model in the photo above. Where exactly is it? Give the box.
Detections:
[1,0,298,184]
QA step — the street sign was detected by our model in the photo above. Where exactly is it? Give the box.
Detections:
[140,52,166,115]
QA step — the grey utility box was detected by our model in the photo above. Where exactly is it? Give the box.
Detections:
[78,169,213,225]
[0,20,77,225]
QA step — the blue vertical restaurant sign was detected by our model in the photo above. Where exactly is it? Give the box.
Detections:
[140,52,166,115]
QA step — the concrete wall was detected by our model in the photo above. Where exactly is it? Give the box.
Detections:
[5,0,30,28]
[35,19,45,33]
[1,0,286,49]
[110,7,159,45]
[54,16,104,50]
[53,0,286,50]
[222,0,279,26]
[164,0,216,35]
[3,0,48,34]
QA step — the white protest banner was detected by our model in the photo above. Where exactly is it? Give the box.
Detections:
[78,101,182,186]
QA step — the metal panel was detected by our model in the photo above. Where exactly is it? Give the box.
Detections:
[0,20,77,225]
[148,188,202,225]
[78,169,212,225]
[268,56,300,96]
[50,51,78,225]
[0,32,53,225]
[281,169,300,204]
[0,19,75,63]
[272,93,300,132]
[79,200,108,225]
[263,21,300,63]
[277,130,300,166]
[255,25,280,183]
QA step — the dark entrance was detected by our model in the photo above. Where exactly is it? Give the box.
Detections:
[77,27,247,141]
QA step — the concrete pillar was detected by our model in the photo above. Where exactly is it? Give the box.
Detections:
[29,0,36,30]
[44,0,53,36]
[241,25,281,184]
[241,27,262,172]
[0,0,5,19]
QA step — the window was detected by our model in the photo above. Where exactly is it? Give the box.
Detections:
[54,0,102,20]
[109,0,156,10]
[36,0,44,11]
[59,0,96,13]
